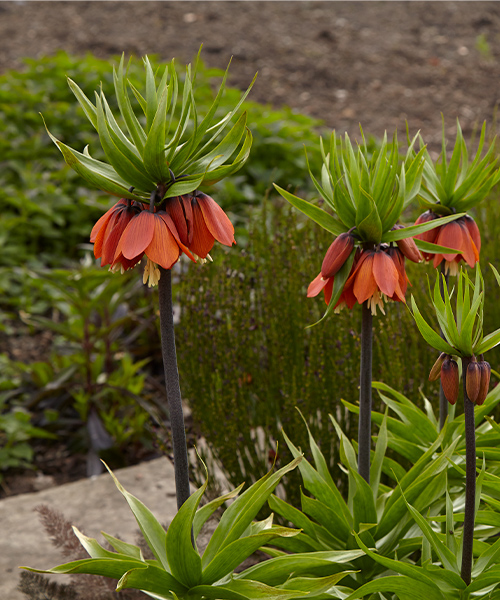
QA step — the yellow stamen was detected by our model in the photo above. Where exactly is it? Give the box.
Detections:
[143,258,161,287]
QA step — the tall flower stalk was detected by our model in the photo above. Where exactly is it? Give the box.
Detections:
[276,130,462,482]
[44,54,255,508]
[411,265,500,583]
[414,120,500,429]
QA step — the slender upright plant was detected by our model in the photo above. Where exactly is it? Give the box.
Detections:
[414,120,500,429]
[44,54,255,509]
[411,264,500,584]
[276,130,461,482]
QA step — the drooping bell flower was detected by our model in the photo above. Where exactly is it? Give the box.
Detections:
[165,192,236,261]
[415,212,481,276]
[111,208,194,286]
[90,199,142,268]
[308,246,411,316]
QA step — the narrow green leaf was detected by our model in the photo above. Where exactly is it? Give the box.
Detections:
[414,238,464,255]
[202,456,301,567]
[345,575,445,600]
[235,549,365,587]
[95,94,154,191]
[67,78,98,129]
[201,527,300,585]
[273,185,346,235]
[410,296,457,355]
[166,480,206,587]
[114,563,187,596]
[101,532,144,561]
[193,484,244,540]
[383,213,465,242]
[113,56,146,154]
[103,463,169,571]
[143,82,170,182]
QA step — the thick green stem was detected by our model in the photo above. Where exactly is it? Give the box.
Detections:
[439,263,449,430]
[461,356,476,585]
[158,267,191,510]
[358,302,373,483]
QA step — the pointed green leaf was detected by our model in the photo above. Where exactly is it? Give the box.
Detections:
[274,185,346,235]
[383,213,465,242]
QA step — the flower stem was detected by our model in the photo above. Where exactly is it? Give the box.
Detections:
[158,267,191,510]
[358,301,373,483]
[461,356,476,586]
[439,263,450,430]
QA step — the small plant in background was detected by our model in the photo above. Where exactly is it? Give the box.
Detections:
[276,129,460,483]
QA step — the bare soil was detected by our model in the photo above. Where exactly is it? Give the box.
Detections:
[2,1,500,148]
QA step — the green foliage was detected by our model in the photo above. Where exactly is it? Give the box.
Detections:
[411,264,500,357]
[418,119,500,214]
[47,53,254,201]
[23,458,361,600]
[1,259,159,465]
[0,372,55,482]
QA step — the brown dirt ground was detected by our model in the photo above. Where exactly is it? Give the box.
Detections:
[1,1,500,149]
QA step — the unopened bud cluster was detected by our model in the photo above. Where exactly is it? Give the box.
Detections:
[429,353,491,406]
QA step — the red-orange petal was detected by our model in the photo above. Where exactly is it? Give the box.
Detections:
[435,221,463,261]
[159,212,195,262]
[119,211,155,260]
[145,215,180,270]
[353,253,377,304]
[189,201,215,258]
[307,273,329,298]
[459,222,479,268]
[464,215,481,253]
[90,201,125,243]
[165,196,190,246]
[372,250,399,298]
[196,193,235,247]
[99,211,121,266]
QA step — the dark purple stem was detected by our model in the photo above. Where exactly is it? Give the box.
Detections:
[158,267,190,510]
[358,301,373,483]
[461,356,476,585]
[439,263,450,429]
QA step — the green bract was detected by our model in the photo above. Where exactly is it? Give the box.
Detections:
[44,54,255,203]
[411,264,500,358]
[418,119,500,215]
[275,129,461,243]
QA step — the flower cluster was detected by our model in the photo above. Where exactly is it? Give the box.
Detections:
[429,352,491,405]
[415,212,481,276]
[91,192,235,286]
[307,232,421,316]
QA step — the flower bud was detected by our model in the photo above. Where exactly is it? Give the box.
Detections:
[466,357,481,403]
[441,357,459,405]
[476,361,491,406]
[321,233,355,279]
[393,225,423,263]
[429,353,448,382]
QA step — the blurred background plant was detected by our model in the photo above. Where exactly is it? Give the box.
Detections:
[1,52,500,503]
